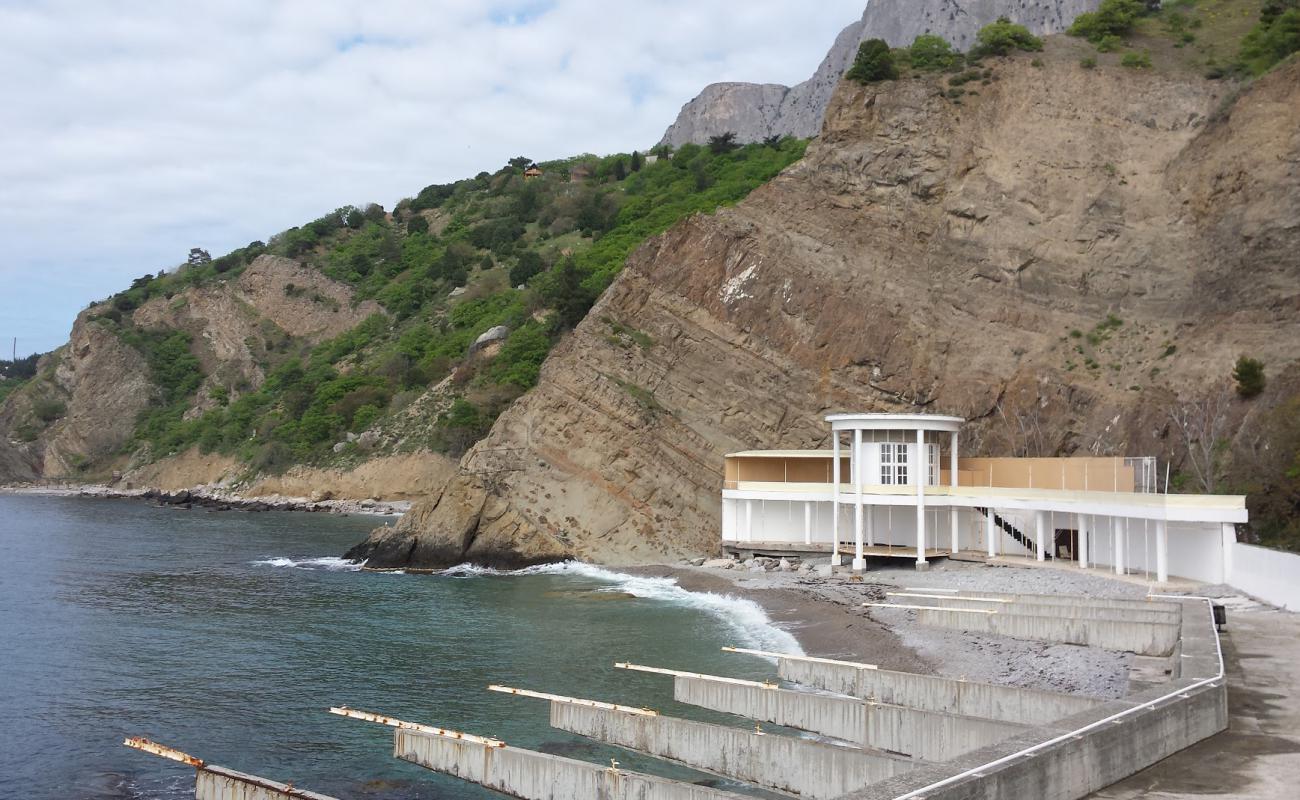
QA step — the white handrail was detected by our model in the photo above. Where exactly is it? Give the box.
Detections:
[889,596,1223,800]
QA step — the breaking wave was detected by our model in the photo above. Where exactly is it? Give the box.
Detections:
[441,560,805,655]
[252,556,365,571]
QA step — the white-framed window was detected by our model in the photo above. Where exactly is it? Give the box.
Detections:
[927,443,939,486]
[881,443,909,485]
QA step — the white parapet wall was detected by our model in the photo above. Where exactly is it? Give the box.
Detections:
[1228,542,1300,611]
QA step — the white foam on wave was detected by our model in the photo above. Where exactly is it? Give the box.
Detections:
[252,556,365,572]
[443,560,805,655]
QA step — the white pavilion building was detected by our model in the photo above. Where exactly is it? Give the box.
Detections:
[721,413,1248,583]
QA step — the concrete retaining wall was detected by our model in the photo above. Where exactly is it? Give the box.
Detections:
[853,678,1227,800]
[949,592,1179,613]
[550,702,911,799]
[197,767,338,800]
[912,608,1180,656]
[777,660,1104,726]
[898,597,1178,624]
[1230,541,1300,611]
[851,599,1228,800]
[673,675,1027,761]
[395,729,748,800]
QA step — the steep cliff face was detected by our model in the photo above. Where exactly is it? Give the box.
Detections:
[0,255,385,485]
[0,312,156,480]
[659,0,1100,147]
[351,44,1300,569]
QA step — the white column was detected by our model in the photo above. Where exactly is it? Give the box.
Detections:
[744,500,753,542]
[1079,514,1090,569]
[950,507,959,553]
[803,501,812,545]
[986,508,997,557]
[1221,523,1236,584]
[866,502,875,547]
[915,428,927,567]
[831,433,841,566]
[949,431,959,487]
[1034,510,1046,562]
[1156,519,1168,584]
[1114,517,1126,576]
[853,429,865,570]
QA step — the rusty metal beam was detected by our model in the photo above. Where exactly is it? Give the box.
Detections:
[328,706,506,747]
[123,737,205,768]
[614,663,778,689]
[123,737,338,800]
[721,647,880,669]
[487,685,658,716]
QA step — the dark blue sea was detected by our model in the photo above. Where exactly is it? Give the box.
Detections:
[0,493,797,799]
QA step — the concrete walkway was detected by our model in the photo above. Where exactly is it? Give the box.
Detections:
[1090,609,1300,799]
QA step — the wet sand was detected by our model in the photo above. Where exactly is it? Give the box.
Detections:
[628,564,934,673]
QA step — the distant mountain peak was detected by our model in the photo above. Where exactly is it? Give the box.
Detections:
[659,0,1101,147]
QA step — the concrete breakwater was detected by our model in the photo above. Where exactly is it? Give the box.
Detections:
[125,589,1227,800]
[344,591,1223,800]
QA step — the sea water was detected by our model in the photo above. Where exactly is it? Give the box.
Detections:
[0,494,798,799]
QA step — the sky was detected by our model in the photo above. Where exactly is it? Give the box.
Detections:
[0,0,865,358]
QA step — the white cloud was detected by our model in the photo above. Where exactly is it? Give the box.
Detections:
[0,0,863,356]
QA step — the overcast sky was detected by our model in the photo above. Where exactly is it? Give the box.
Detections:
[0,0,865,357]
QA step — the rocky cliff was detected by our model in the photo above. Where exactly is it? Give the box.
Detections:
[659,0,1100,147]
[0,254,453,497]
[351,41,1300,569]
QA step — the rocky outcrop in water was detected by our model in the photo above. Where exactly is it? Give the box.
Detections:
[352,44,1300,569]
[659,0,1101,147]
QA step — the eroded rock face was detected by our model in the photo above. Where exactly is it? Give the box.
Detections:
[356,49,1300,569]
[659,0,1101,147]
[0,254,386,484]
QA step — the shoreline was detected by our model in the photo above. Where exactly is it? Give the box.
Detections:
[0,482,410,517]
[630,558,1179,700]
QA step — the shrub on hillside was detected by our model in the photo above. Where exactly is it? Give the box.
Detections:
[1069,0,1149,43]
[908,34,959,70]
[1240,2,1300,75]
[1121,50,1153,68]
[972,18,1043,57]
[847,39,899,82]
[1234,356,1266,398]
[31,396,66,424]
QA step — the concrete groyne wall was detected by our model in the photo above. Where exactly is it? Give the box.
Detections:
[196,767,339,800]
[911,607,1180,656]
[673,674,1028,761]
[394,728,749,800]
[776,660,1105,725]
[550,702,913,799]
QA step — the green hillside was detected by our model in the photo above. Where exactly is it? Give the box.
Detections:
[94,138,807,470]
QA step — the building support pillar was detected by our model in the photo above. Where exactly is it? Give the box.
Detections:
[1156,519,1168,584]
[986,507,997,558]
[950,507,959,554]
[803,501,812,546]
[830,433,841,566]
[853,429,865,571]
[915,428,928,570]
[744,500,753,543]
[1221,522,1236,584]
[1079,514,1090,569]
[1034,510,1047,562]
[1114,517,1126,576]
